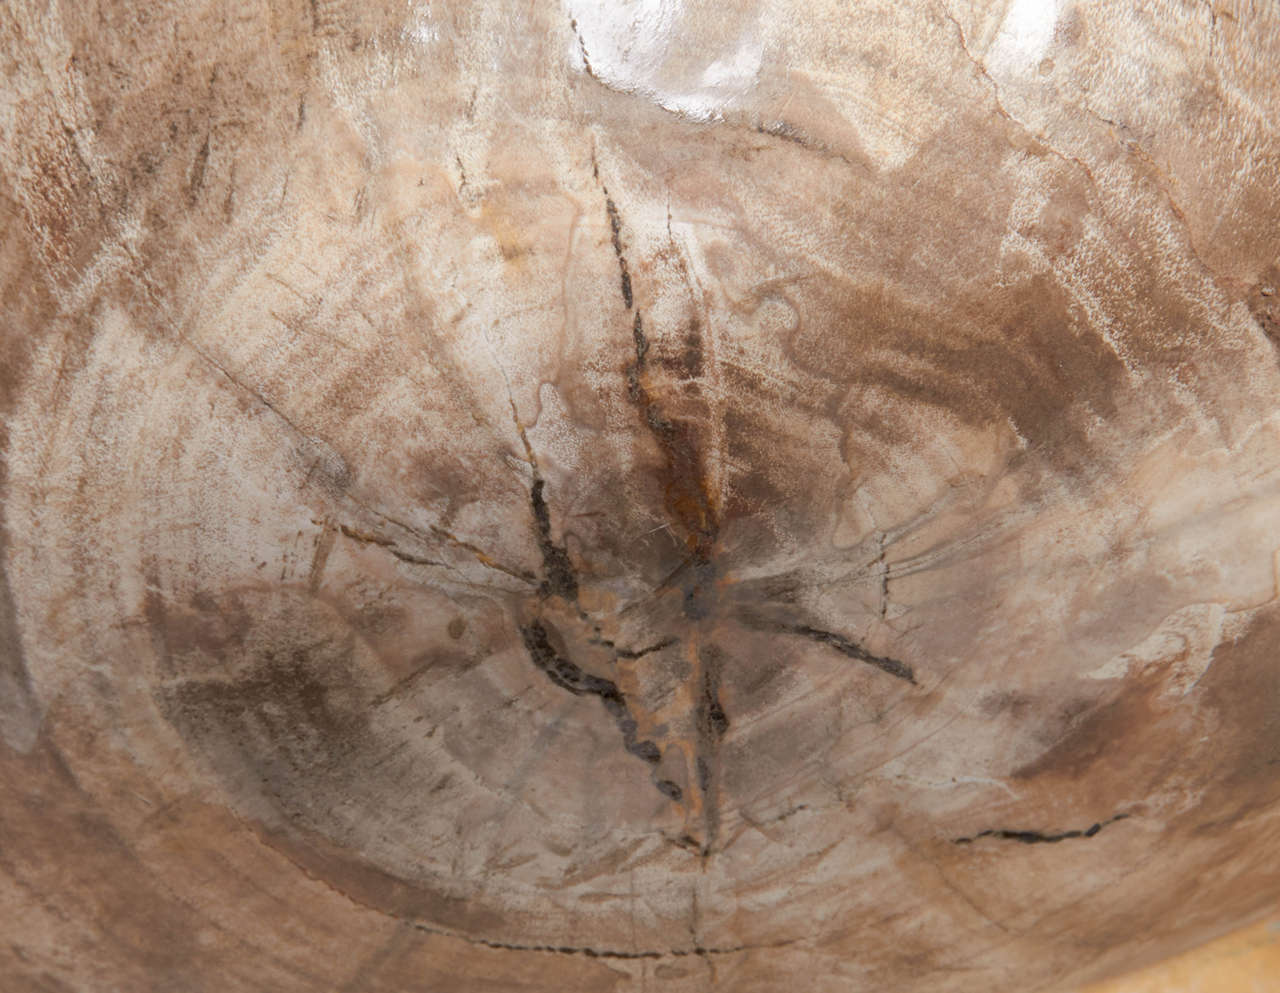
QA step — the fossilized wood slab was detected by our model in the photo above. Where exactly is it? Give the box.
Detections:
[3,1,1280,991]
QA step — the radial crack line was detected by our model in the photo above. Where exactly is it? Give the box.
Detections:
[953,813,1130,846]
[520,621,681,801]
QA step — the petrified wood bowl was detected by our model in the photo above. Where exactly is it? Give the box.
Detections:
[3,2,1279,991]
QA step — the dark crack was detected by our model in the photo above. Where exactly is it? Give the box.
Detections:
[626,311,719,562]
[769,621,916,684]
[597,164,718,564]
[600,636,677,659]
[407,919,798,960]
[530,478,579,601]
[953,813,1129,846]
[520,621,679,800]
[693,646,729,850]
[494,390,579,601]
[604,192,633,309]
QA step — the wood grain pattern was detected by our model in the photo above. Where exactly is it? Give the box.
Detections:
[2,1,1279,990]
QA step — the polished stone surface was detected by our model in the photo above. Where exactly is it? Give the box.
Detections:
[2,1,1279,990]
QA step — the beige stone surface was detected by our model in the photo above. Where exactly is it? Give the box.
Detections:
[2,1,1279,991]
[1078,917,1280,993]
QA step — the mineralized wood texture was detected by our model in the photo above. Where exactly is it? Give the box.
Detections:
[2,1,1279,991]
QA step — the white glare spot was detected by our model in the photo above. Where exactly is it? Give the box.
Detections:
[988,0,1059,72]
[566,0,763,121]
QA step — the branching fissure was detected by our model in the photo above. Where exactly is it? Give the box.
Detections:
[519,621,681,801]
